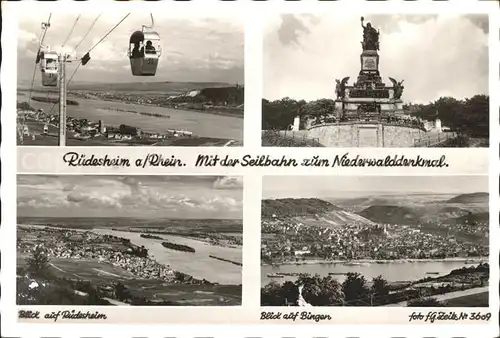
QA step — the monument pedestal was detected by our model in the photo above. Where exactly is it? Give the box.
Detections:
[334,47,405,123]
[360,50,379,73]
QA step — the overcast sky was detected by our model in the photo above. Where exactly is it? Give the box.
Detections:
[17,12,244,84]
[263,14,488,103]
[18,175,243,219]
[262,175,488,199]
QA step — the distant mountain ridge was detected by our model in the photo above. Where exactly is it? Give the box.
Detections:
[447,192,488,204]
[69,81,233,92]
[355,191,489,225]
[357,205,488,225]
[17,216,242,225]
[169,85,244,106]
[19,81,245,107]
[263,192,489,227]
[20,81,235,93]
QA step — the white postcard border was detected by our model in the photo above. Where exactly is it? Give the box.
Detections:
[1,0,499,337]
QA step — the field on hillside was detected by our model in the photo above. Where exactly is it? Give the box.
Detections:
[261,198,342,218]
[18,256,137,283]
[17,256,242,306]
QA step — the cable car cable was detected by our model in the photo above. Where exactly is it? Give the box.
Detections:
[66,62,82,88]
[87,13,130,54]
[61,14,81,48]
[39,13,53,48]
[40,13,101,103]
[47,62,81,116]
[80,13,130,67]
[23,13,51,144]
[27,55,41,108]
[72,13,102,53]
[46,14,130,115]
[40,13,86,99]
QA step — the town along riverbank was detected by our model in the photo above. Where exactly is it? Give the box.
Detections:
[17,225,242,306]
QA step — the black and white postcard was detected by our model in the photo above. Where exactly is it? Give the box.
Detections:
[2,0,498,335]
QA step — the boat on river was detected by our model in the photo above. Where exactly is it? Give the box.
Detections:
[140,233,163,240]
[276,272,300,276]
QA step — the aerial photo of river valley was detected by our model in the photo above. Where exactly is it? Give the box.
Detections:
[17,175,243,306]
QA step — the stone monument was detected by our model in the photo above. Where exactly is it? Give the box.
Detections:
[334,17,405,122]
[303,16,427,147]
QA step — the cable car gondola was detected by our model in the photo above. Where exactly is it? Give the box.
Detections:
[128,15,161,76]
[38,47,59,87]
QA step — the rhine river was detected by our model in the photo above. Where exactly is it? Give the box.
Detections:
[261,259,485,286]
[20,224,242,285]
[17,92,243,140]
[92,229,242,285]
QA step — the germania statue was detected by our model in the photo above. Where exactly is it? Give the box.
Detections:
[361,16,380,51]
